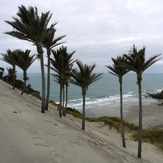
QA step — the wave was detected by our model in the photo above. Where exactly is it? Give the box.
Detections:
[68,92,138,109]
[156,89,163,93]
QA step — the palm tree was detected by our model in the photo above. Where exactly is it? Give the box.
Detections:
[5,5,53,113]
[69,61,102,130]
[61,49,75,116]
[1,49,17,89]
[12,49,36,95]
[43,26,65,111]
[63,63,74,116]
[124,45,160,158]
[6,68,16,84]
[106,55,129,148]
[0,67,4,79]
[50,46,75,117]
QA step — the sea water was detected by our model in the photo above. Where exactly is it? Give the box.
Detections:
[17,73,163,111]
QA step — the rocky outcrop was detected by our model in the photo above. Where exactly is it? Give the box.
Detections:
[147,90,163,99]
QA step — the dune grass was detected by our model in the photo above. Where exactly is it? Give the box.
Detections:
[67,107,163,151]
[66,108,138,131]
[86,116,138,131]
[48,100,58,107]
[132,128,163,151]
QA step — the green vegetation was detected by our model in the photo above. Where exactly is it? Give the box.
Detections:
[69,61,102,130]
[106,56,129,148]
[86,116,138,131]
[0,67,4,79]
[132,128,163,151]
[48,100,58,107]
[67,108,163,151]
[50,46,75,117]
[67,107,82,118]
[124,45,160,158]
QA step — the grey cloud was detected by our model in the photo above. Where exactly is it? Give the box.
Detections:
[0,0,163,73]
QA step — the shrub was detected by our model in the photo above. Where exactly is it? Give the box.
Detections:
[67,107,82,119]
[132,128,163,151]
[86,116,138,132]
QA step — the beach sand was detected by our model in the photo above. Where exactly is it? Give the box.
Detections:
[124,103,163,128]
[0,80,163,163]
[87,102,163,128]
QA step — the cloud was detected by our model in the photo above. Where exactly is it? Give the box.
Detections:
[0,0,163,73]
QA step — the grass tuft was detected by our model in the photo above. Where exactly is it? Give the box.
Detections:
[86,116,138,132]
[132,128,163,151]
[31,92,42,100]
[48,100,58,107]
[67,107,82,119]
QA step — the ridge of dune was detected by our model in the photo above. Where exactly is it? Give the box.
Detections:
[0,80,162,163]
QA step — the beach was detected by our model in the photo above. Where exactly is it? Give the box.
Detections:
[124,103,163,128]
[0,79,163,163]
[86,102,163,129]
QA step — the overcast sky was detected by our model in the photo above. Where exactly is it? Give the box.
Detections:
[0,0,163,73]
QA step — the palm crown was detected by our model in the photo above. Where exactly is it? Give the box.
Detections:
[70,61,102,94]
[5,5,52,46]
[124,45,161,75]
[50,46,75,78]
[12,49,36,71]
[106,55,129,78]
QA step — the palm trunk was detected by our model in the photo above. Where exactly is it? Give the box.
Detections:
[45,49,51,111]
[119,78,126,148]
[64,84,68,116]
[138,76,143,159]
[13,65,16,90]
[82,89,86,131]
[21,70,27,95]
[62,85,65,116]
[62,85,65,109]
[59,84,62,117]
[37,46,46,113]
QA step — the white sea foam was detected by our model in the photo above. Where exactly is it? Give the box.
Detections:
[23,73,162,110]
[68,92,138,109]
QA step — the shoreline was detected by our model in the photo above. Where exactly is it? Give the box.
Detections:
[124,102,163,128]
[86,100,163,128]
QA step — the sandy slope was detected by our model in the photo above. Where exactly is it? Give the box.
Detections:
[0,80,162,163]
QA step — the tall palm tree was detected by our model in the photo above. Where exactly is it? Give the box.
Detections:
[12,49,36,95]
[50,46,75,117]
[124,45,160,158]
[69,61,102,130]
[43,26,66,111]
[1,49,17,89]
[63,63,74,116]
[5,5,53,113]
[61,49,75,116]
[106,55,129,148]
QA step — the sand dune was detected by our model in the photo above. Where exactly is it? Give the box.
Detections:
[0,80,162,163]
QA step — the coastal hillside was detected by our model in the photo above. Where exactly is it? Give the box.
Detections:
[0,80,162,163]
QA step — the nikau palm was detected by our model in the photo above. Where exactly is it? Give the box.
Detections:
[106,55,129,148]
[43,26,65,111]
[50,46,75,117]
[1,49,17,89]
[70,61,102,130]
[5,5,54,113]
[124,45,160,158]
[12,49,36,95]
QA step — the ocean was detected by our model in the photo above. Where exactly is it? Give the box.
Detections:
[17,73,163,112]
